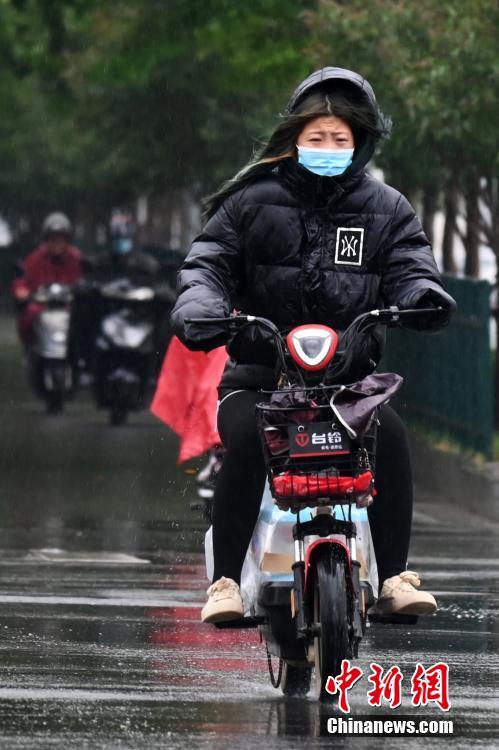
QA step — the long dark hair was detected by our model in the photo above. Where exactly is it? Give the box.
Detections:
[203,80,390,219]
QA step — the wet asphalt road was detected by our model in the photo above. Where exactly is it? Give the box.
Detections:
[0,317,498,749]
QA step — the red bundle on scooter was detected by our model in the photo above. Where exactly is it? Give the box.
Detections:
[272,469,374,499]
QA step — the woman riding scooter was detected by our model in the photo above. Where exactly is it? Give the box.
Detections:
[171,67,456,623]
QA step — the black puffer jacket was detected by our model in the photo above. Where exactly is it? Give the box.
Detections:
[171,67,456,389]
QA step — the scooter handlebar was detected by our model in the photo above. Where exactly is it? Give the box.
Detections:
[185,306,445,385]
[184,307,445,329]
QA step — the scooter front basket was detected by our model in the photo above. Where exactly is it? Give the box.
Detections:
[256,388,377,509]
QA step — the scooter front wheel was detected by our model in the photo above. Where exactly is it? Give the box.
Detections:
[44,361,67,415]
[313,548,349,702]
[281,662,312,697]
[46,391,63,415]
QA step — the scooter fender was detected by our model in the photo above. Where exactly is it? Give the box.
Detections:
[32,309,70,359]
[303,538,353,600]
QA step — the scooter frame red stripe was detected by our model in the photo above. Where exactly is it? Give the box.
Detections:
[303,537,352,596]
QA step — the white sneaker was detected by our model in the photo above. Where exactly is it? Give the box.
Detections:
[375,571,437,616]
[201,576,244,623]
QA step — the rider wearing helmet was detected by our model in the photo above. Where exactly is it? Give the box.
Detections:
[84,209,159,284]
[41,212,73,239]
[11,212,82,347]
[73,209,173,376]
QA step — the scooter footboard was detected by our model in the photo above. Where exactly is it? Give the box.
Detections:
[256,581,309,664]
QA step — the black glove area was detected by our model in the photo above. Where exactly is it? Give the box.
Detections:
[170,289,231,352]
[181,319,229,352]
[325,328,383,385]
[227,322,277,366]
[403,288,457,332]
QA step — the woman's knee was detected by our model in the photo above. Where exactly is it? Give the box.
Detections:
[217,393,261,453]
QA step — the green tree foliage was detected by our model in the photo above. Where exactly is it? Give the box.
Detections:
[0,0,497,235]
[305,0,499,194]
[0,0,98,221]
[71,0,311,196]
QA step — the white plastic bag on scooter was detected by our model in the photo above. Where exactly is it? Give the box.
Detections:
[205,482,276,612]
[205,484,378,613]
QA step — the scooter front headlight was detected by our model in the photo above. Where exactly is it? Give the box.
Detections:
[52,331,67,343]
[286,325,338,371]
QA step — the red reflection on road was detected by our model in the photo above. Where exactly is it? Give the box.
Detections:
[148,605,266,678]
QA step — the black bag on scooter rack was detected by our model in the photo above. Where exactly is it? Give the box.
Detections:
[256,372,403,510]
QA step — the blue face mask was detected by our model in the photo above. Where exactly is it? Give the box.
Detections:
[113,237,133,255]
[297,146,354,177]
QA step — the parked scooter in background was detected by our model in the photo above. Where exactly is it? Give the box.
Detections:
[28,283,74,414]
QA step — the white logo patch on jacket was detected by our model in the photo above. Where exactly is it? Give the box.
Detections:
[335,227,364,266]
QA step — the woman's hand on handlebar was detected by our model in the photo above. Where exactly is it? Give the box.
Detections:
[399,288,456,332]
[183,313,286,363]
[368,305,445,325]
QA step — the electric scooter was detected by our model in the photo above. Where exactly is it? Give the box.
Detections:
[93,279,157,426]
[29,283,74,414]
[189,305,441,701]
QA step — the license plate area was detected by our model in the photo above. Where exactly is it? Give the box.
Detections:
[288,421,351,458]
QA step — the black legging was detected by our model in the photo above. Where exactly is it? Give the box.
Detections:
[212,390,413,588]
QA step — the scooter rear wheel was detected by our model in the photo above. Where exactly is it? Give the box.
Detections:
[46,391,63,415]
[313,549,349,702]
[281,663,312,697]
[44,362,66,415]
[110,405,128,426]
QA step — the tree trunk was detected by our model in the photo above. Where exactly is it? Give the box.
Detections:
[141,193,173,247]
[464,175,481,278]
[441,185,458,274]
[422,186,438,246]
[74,204,99,252]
